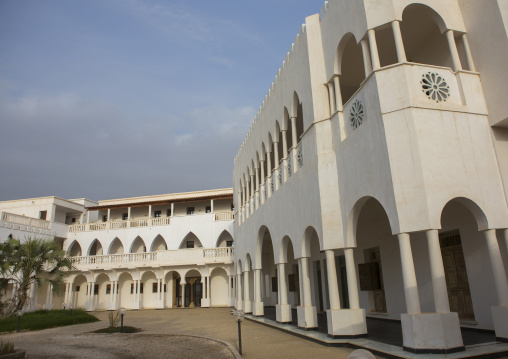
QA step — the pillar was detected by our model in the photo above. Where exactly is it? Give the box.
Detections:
[391,20,407,63]
[148,205,152,218]
[297,257,316,328]
[446,30,462,71]
[64,283,70,305]
[327,82,336,115]
[367,29,380,70]
[107,209,111,222]
[250,173,255,212]
[243,270,252,313]
[253,269,264,316]
[276,263,292,323]
[260,159,265,203]
[282,129,288,182]
[333,76,343,111]
[425,230,450,313]
[461,34,475,71]
[236,274,243,310]
[325,250,341,310]
[344,248,360,309]
[360,39,373,76]
[171,203,174,217]
[273,140,280,190]
[485,230,508,306]
[181,283,186,308]
[397,233,421,314]
[266,149,272,196]
[127,207,132,220]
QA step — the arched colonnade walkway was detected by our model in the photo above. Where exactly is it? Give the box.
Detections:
[234,197,508,352]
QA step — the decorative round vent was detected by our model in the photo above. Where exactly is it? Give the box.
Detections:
[349,100,364,130]
[421,72,450,102]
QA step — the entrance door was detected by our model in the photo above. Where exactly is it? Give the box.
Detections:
[440,232,475,321]
[175,277,182,307]
[193,279,202,307]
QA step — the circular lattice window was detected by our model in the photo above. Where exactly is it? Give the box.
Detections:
[349,100,364,130]
[421,72,450,102]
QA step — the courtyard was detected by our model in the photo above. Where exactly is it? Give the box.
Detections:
[0,308,361,359]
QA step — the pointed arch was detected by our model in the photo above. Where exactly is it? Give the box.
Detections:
[130,236,147,253]
[179,232,203,249]
[87,238,104,256]
[216,230,234,248]
[108,237,124,255]
[150,234,168,251]
[336,33,365,105]
[67,240,82,257]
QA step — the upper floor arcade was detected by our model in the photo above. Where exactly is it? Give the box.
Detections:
[233,0,496,229]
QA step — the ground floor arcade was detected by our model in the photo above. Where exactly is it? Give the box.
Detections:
[234,198,508,353]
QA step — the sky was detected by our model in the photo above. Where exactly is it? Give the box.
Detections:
[0,0,324,202]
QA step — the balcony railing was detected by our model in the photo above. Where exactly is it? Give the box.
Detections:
[69,247,234,269]
[69,217,171,233]
[0,212,51,229]
[214,212,234,221]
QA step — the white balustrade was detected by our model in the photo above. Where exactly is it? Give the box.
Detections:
[1,212,51,229]
[68,217,172,233]
[214,212,234,221]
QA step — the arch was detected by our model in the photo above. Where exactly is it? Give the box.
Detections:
[302,226,322,258]
[279,236,295,264]
[401,4,452,68]
[108,237,124,254]
[336,33,365,105]
[216,230,234,248]
[237,259,243,275]
[87,238,103,256]
[150,234,168,251]
[94,273,110,310]
[210,267,228,307]
[244,253,253,272]
[67,240,82,257]
[130,236,146,253]
[291,92,304,145]
[141,270,157,281]
[439,197,489,231]
[117,271,134,309]
[179,232,203,249]
[72,274,88,309]
[346,196,395,248]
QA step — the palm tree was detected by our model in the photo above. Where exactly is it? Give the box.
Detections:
[0,237,73,318]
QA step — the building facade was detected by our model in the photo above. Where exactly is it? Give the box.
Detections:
[0,188,235,312]
[232,0,508,353]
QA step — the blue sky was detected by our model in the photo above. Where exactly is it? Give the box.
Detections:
[0,0,323,201]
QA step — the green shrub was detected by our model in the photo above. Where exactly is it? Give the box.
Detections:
[0,340,15,355]
[107,311,120,328]
[0,309,99,332]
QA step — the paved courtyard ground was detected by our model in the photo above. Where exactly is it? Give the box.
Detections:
[0,308,364,359]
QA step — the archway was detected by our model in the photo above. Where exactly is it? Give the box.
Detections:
[141,271,157,309]
[165,270,181,308]
[67,241,82,257]
[179,232,203,249]
[336,33,365,105]
[94,273,110,310]
[210,267,229,307]
[130,236,146,253]
[88,239,103,256]
[256,227,277,320]
[72,274,88,309]
[150,235,168,251]
[117,272,134,309]
[108,238,124,255]
[216,230,234,248]
[185,269,202,307]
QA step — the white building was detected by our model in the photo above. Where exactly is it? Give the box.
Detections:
[232,0,508,354]
[0,188,235,312]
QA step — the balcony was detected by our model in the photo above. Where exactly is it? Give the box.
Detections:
[0,211,55,236]
[69,247,234,271]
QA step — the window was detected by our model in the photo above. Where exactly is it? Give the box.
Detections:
[153,283,158,293]
[231,204,234,212]
[164,284,167,292]
[166,208,171,217]
[106,284,111,294]
[75,286,80,292]
[94,284,99,295]
[206,206,211,213]
[122,213,128,220]
[155,211,161,218]
[186,241,194,249]
[131,283,134,294]
[39,211,47,220]
[71,218,76,223]
[131,283,144,294]
[226,241,233,247]
[187,207,195,215]
[102,215,107,222]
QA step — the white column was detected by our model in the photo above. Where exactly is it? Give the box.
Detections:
[461,34,475,71]
[290,117,298,148]
[397,233,421,314]
[64,283,70,304]
[344,248,360,309]
[273,141,280,169]
[425,229,450,313]
[367,29,381,70]
[254,269,262,303]
[485,229,508,306]
[181,283,186,307]
[107,209,111,221]
[237,274,243,309]
[127,207,132,220]
[391,20,407,63]
[158,279,162,301]
[244,271,250,303]
[86,211,90,223]
[45,284,52,307]
[206,276,211,300]
[148,205,152,218]
[260,159,265,203]
[266,150,272,196]
[211,200,214,213]
[360,39,373,76]
[282,130,288,159]
[319,259,329,310]
[446,30,462,71]
[300,258,312,307]
[325,250,341,310]
[278,264,288,305]
[333,76,343,111]
[171,203,175,217]
[327,83,336,115]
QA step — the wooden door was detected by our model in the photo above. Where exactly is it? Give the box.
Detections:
[440,232,475,321]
